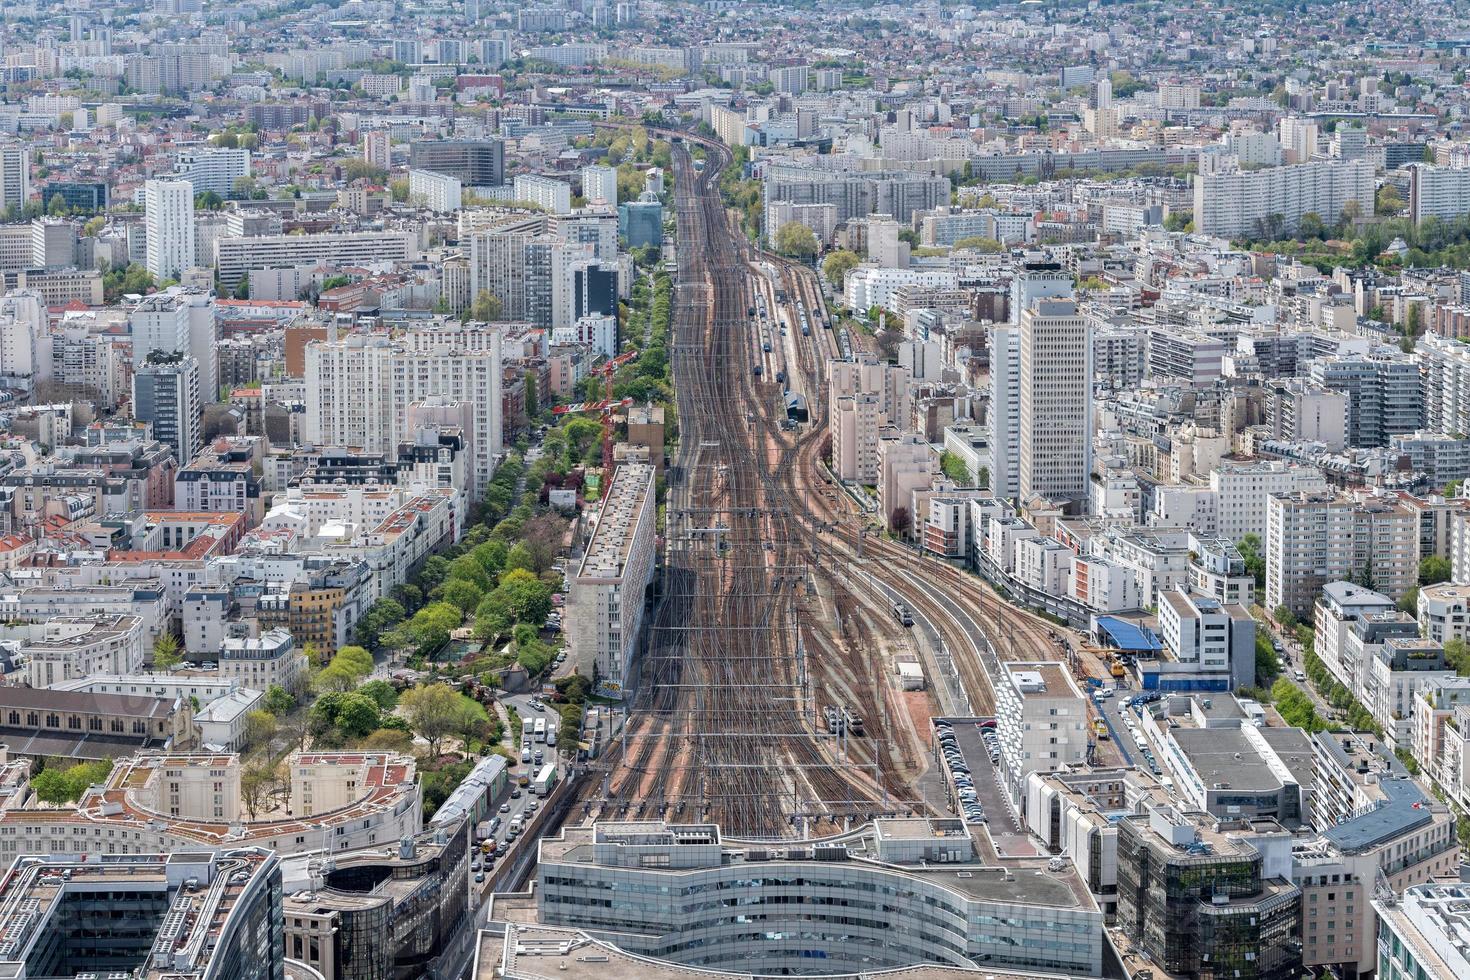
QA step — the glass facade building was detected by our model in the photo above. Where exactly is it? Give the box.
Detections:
[1116,806,1302,980]
[532,820,1104,977]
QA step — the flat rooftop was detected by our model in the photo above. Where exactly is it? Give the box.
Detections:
[576,463,654,581]
[1003,661,1081,700]
[479,925,1099,980]
[1172,727,1286,793]
[0,849,275,979]
[536,820,1091,909]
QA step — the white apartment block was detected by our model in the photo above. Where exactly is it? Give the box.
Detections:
[986,516,1039,574]
[827,359,911,484]
[1193,160,1373,239]
[567,463,656,696]
[1015,536,1073,595]
[218,628,307,692]
[304,329,504,492]
[1414,334,1470,437]
[144,178,195,280]
[845,268,957,311]
[1072,556,1143,612]
[213,231,415,290]
[1313,582,1401,692]
[582,164,618,205]
[1266,492,1418,619]
[994,662,1087,808]
[1409,164,1470,226]
[129,288,217,402]
[408,168,462,213]
[1416,583,1470,645]
[1019,300,1090,505]
[989,326,1020,498]
[0,584,167,640]
[0,143,28,215]
[176,147,250,197]
[514,174,573,214]
[1209,459,1329,542]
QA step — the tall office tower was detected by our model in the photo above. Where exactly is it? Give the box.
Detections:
[133,351,202,461]
[144,178,195,281]
[1010,263,1073,321]
[1092,77,1112,110]
[465,0,482,20]
[362,130,391,171]
[1018,299,1090,507]
[0,142,28,216]
[408,139,504,186]
[988,326,1020,499]
[582,164,619,205]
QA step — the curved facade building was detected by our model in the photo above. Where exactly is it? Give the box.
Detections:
[525,818,1103,977]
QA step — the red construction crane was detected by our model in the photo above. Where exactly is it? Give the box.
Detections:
[551,349,639,495]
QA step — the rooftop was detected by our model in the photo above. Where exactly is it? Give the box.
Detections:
[0,849,277,979]
[478,925,1097,980]
[576,463,654,581]
[535,819,1091,909]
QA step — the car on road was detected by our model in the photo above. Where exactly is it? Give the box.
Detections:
[510,788,522,799]
[499,803,511,813]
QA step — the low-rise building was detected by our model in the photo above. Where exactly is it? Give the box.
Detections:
[17,614,147,687]
[218,628,307,693]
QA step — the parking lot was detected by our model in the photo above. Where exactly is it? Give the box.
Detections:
[931,717,1021,837]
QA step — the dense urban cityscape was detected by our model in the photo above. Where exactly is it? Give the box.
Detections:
[1,1,1470,979]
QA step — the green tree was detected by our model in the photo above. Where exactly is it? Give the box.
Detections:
[240,764,278,820]
[1446,637,1470,675]
[774,221,818,259]
[31,770,73,805]
[471,289,503,321]
[1297,212,1325,240]
[1398,586,1421,616]
[1273,604,1297,631]
[264,684,296,715]
[358,680,399,711]
[525,374,539,417]
[335,693,382,739]
[939,450,973,485]
[1237,534,1266,591]
[1419,555,1452,586]
[399,683,463,756]
[447,554,494,591]
[1376,184,1405,216]
[244,709,278,748]
[441,577,484,614]
[821,249,861,287]
[152,633,182,672]
[47,193,67,216]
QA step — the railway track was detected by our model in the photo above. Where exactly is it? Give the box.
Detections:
[582,123,1069,835]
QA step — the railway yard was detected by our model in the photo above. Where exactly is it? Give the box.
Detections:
[577,129,1082,838]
